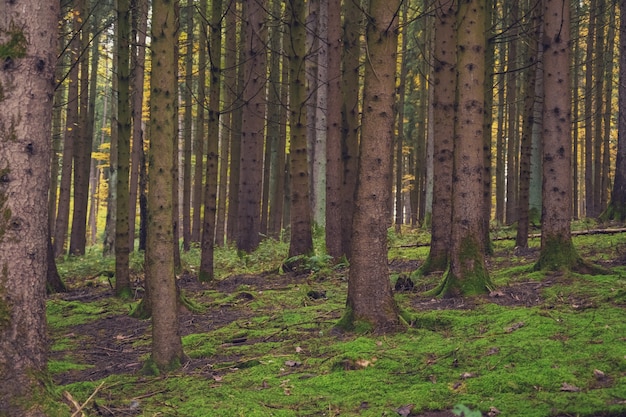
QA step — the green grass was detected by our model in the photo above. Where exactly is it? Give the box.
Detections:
[50,228,626,416]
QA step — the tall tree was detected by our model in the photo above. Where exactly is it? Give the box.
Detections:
[287,0,314,258]
[534,0,582,271]
[433,0,494,297]
[341,0,400,331]
[199,0,223,281]
[516,3,541,249]
[236,0,268,253]
[129,0,149,249]
[266,0,286,239]
[182,0,194,252]
[0,0,58,413]
[340,0,361,259]
[416,0,455,276]
[192,0,208,243]
[602,0,626,220]
[116,0,132,297]
[54,0,81,257]
[325,0,343,258]
[584,0,597,217]
[69,0,91,256]
[145,0,185,371]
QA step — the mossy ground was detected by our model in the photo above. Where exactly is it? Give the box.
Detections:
[46,228,626,416]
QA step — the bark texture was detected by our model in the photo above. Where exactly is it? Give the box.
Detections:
[0,1,58,414]
[535,0,581,271]
[343,0,400,332]
[287,0,314,258]
[435,0,494,297]
[146,0,185,371]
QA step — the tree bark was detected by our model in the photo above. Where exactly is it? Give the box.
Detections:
[287,0,314,258]
[116,0,132,297]
[199,0,223,281]
[325,0,343,258]
[0,1,58,413]
[417,0,455,276]
[434,0,494,297]
[602,0,626,220]
[236,0,267,253]
[340,0,361,259]
[146,0,185,371]
[342,0,400,332]
[535,0,582,271]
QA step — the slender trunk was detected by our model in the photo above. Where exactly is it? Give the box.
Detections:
[129,0,148,250]
[287,0,314,258]
[182,0,194,252]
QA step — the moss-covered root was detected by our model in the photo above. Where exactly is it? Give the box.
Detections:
[426,265,494,298]
[411,252,448,279]
[534,235,608,275]
[335,306,404,334]
[599,202,626,222]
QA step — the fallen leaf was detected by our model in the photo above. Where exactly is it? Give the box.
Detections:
[284,360,301,367]
[593,369,606,380]
[460,372,476,379]
[489,290,505,298]
[295,346,303,353]
[560,382,580,392]
[487,406,501,416]
[395,404,414,417]
[212,374,223,382]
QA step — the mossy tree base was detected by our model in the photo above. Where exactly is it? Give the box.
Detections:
[534,235,607,275]
[426,265,495,298]
[411,252,448,279]
[426,237,495,298]
[335,306,403,334]
[599,202,626,222]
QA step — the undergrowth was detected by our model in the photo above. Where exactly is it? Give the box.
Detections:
[48,227,626,416]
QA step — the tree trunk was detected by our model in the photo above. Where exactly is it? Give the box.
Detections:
[600,5,615,214]
[535,0,582,271]
[146,0,185,372]
[236,0,267,253]
[129,0,148,250]
[287,0,314,258]
[199,0,223,281]
[325,0,343,258]
[69,0,91,256]
[516,4,540,249]
[342,0,400,332]
[434,0,494,297]
[182,0,194,252]
[266,0,285,240]
[54,2,81,257]
[584,0,596,218]
[417,0,455,276]
[191,0,207,243]
[340,0,361,259]
[0,1,58,413]
[602,0,626,221]
[504,2,519,226]
[116,0,132,297]
[226,4,244,244]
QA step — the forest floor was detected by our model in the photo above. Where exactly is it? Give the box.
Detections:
[48,227,626,417]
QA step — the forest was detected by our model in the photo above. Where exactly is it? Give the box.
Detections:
[1,0,626,415]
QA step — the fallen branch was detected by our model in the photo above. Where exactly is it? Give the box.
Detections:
[67,381,105,417]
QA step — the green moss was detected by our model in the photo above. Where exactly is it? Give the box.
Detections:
[142,355,183,376]
[428,237,494,297]
[335,307,374,333]
[0,26,27,61]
